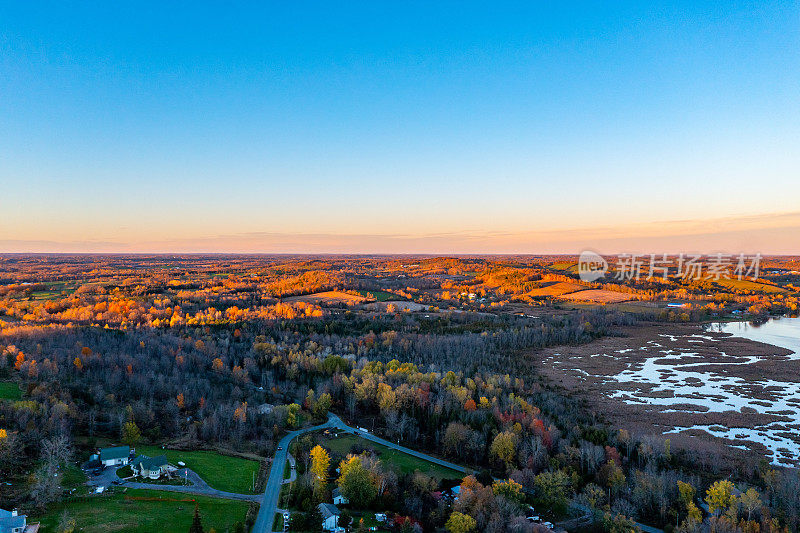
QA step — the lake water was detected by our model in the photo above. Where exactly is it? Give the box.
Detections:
[710,317,800,359]
[608,317,800,466]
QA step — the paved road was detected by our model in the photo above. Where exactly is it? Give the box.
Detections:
[87,464,262,503]
[252,413,470,533]
[125,468,262,502]
[568,503,664,533]
[124,479,262,502]
[339,421,469,476]
[251,416,337,533]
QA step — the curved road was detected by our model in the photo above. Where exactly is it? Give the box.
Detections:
[252,413,470,533]
[125,468,262,502]
[251,416,338,533]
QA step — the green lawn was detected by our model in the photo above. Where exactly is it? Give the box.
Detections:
[0,381,22,400]
[61,464,88,492]
[357,290,399,302]
[135,446,261,494]
[320,434,464,480]
[35,488,250,533]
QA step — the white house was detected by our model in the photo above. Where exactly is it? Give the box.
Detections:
[99,446,131,467]
[332,487,349,505]
[130,455,171,479]
[317,503,340,532]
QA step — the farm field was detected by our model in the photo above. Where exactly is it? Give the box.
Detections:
[0,380,22,400]
[284,291,368,305]
[526,281,586,297]
[134,446,261,494]
[714,278,786,293]
[559,288,633,303]
[35,488,251,533]
[318,433,464,480]
[370,300,431,312]
[549,262,578,272]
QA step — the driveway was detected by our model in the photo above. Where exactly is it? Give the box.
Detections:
[283,455,297,485]
[85,464,123,490]
[86,464,262,502]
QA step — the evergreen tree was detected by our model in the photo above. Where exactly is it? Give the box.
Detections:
[189,506,204,533]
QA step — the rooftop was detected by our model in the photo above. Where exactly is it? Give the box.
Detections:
[99,446,130,461]
[131,455,168,471]
[317,502,340,519]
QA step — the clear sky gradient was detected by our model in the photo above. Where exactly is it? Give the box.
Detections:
[1,2,799,253]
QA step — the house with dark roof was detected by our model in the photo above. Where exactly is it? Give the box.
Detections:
[332,487,349,505]
[99,446,131,467]
[0,508,38,533]
[130,455,170,479]
[317,502,340,531]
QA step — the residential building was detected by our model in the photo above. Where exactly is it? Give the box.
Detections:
[130,455,170,479]
[332,487,349,505]
[99,446,131,467]
[317,503,340,531]
[0,508,39,533]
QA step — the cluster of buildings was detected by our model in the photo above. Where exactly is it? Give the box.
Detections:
[96,446,173,479]
[316,490,387,532]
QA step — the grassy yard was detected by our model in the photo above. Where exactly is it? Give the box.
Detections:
[61,464,88,492]
[135,446,261,494]
[320,434,464,480]
[0,381,22,400]
[35,488,250,533]
[357,290,399,302]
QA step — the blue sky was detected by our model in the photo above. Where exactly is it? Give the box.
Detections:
[1,1,799,252]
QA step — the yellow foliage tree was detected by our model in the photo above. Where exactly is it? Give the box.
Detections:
[705,479,734,515]
[310,445,330,497]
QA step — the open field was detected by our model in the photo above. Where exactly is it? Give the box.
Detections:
[549,262,578,272]
[26,281,79,301]
[134,446,261,494]
[526,281,586,297]
[319,433,464,480]
[369,300,430,312]
[0,381,22,400]
[35,489,251,533]
[357,289,398,301]
[284,291,368,305]
[714,278,787,293]
[559,288,633,303]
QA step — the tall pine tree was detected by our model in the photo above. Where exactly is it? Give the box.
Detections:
[189,505,204,533]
